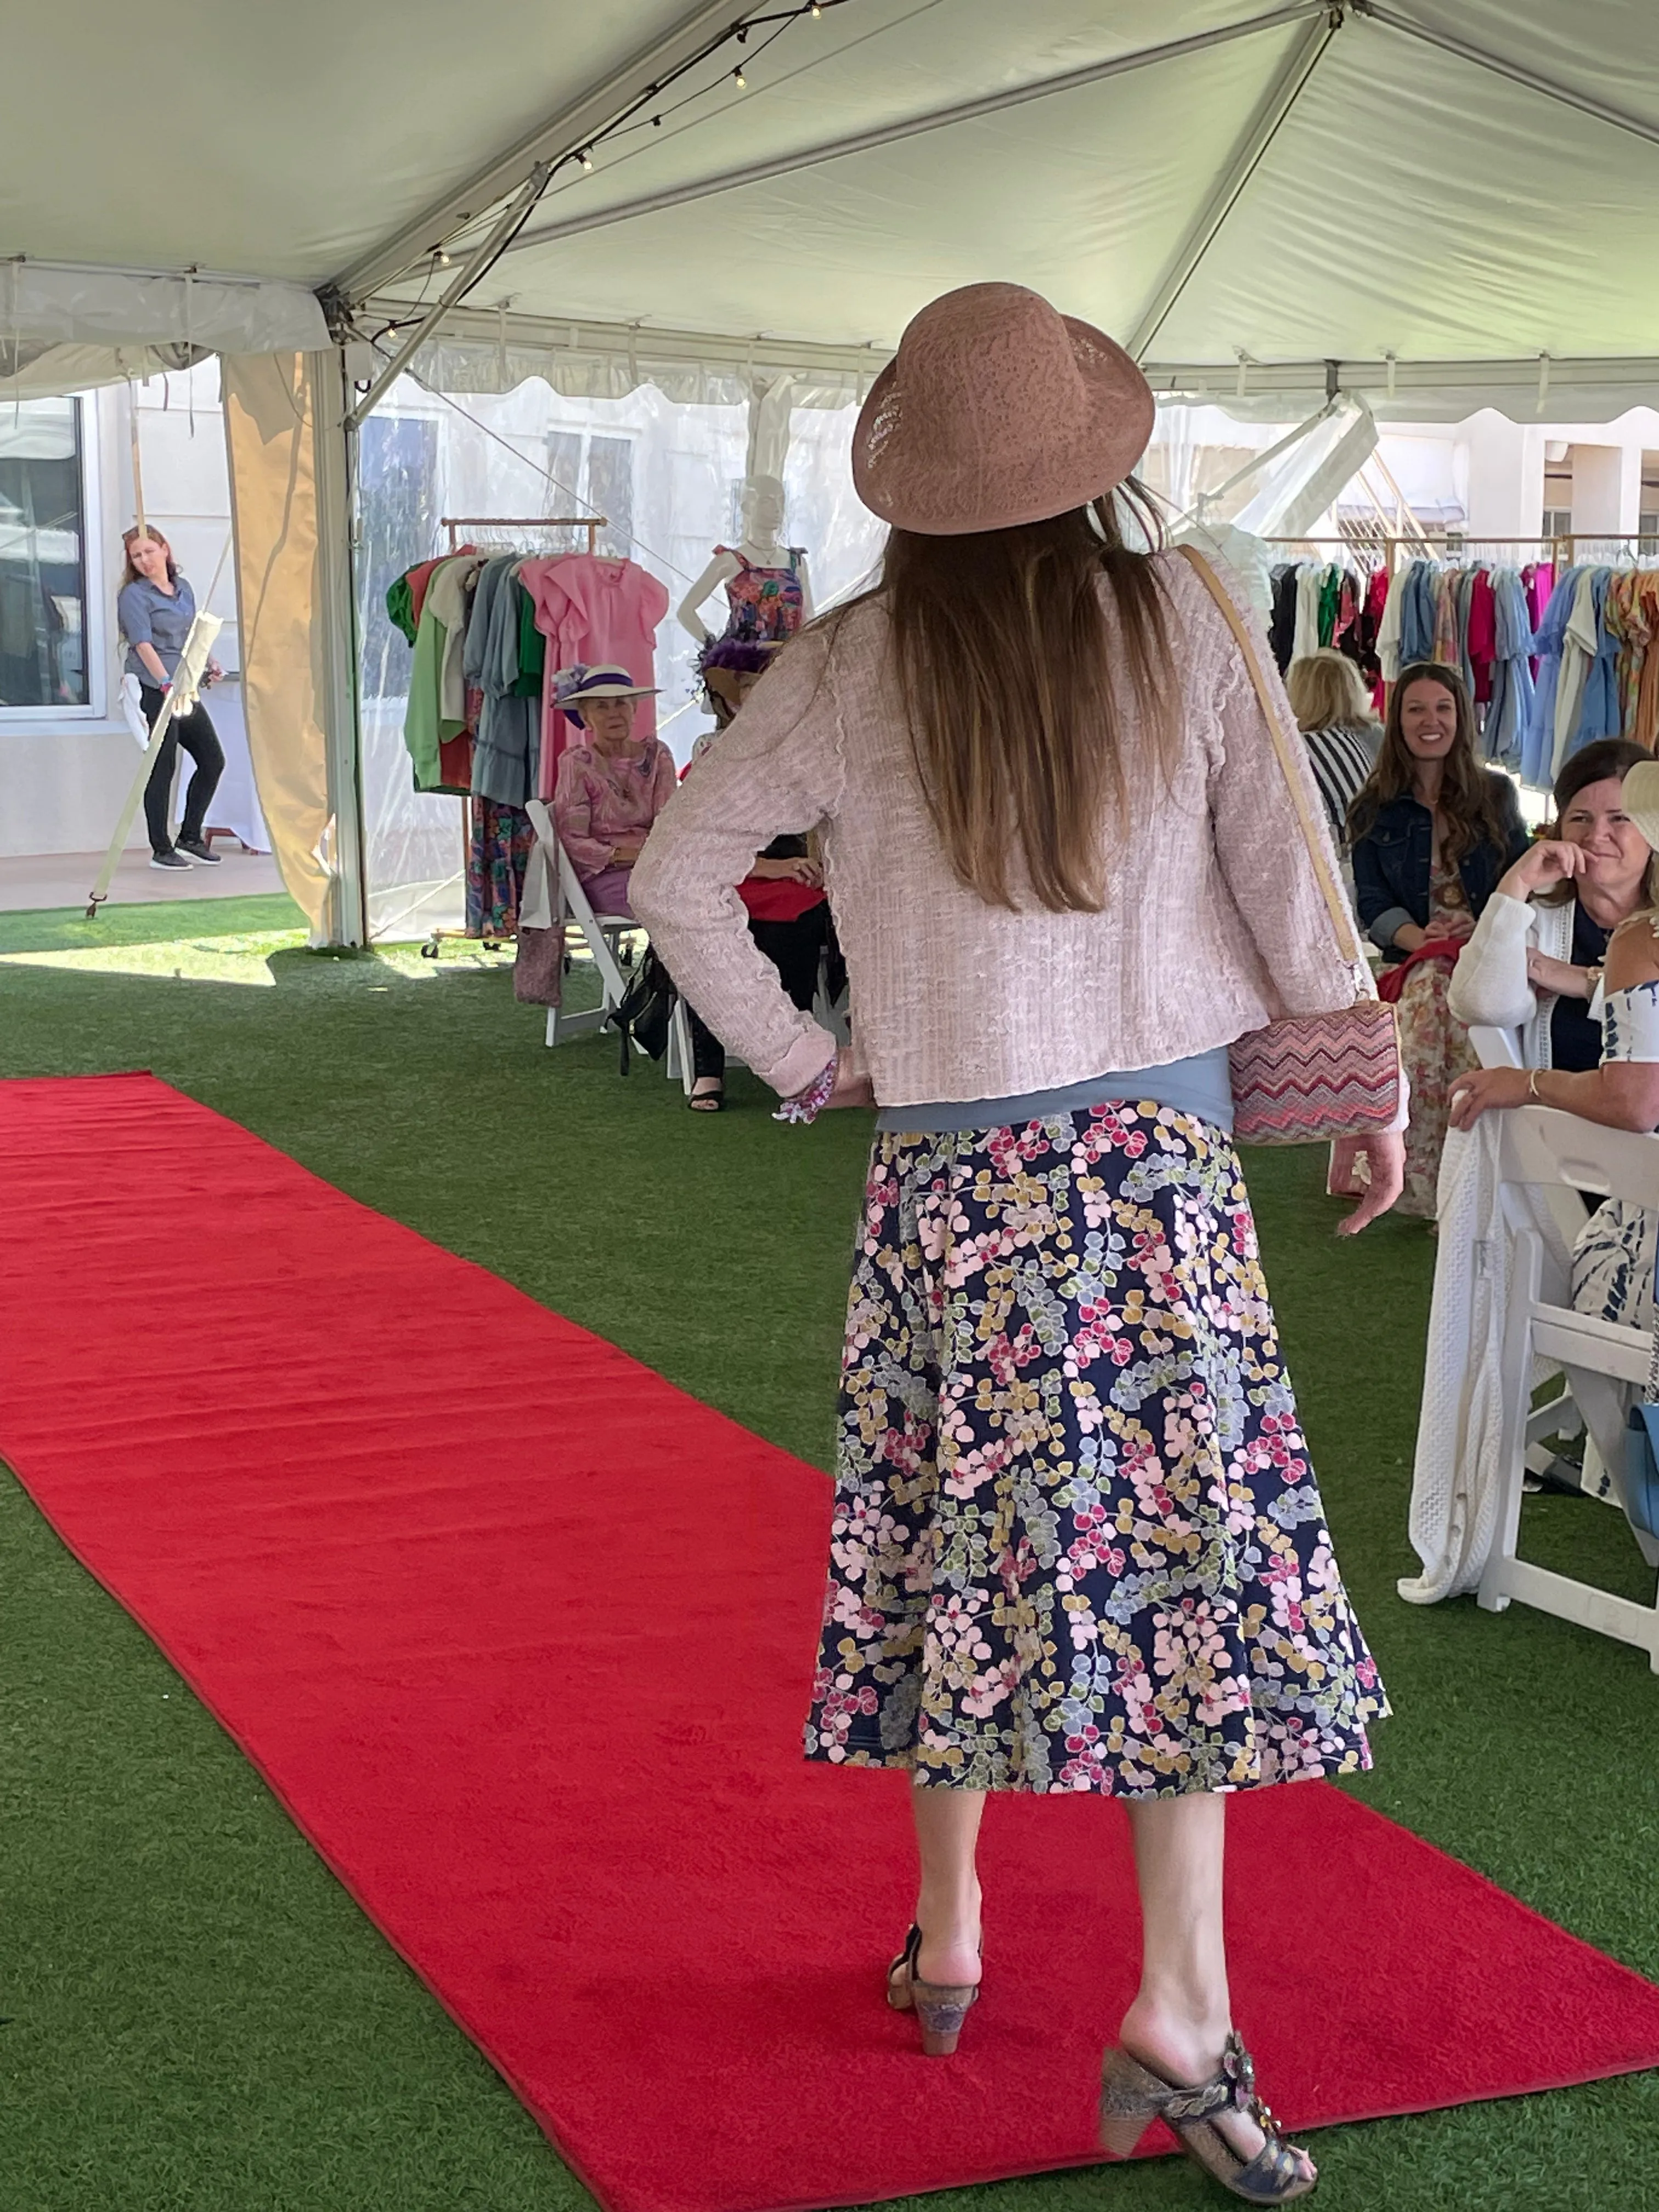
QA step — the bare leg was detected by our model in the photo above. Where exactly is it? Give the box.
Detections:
[1118,1794,1313,2180]
[908,1779,986,1986]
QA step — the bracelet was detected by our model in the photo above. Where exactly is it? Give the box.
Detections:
[1527,1066,1541,1100]
[773,1057,837,1125]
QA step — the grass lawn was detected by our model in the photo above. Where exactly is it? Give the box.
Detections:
[2,894,1655,2212]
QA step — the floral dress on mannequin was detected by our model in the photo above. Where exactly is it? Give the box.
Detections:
[1396,854,1479,1216]
[715,546,808,645]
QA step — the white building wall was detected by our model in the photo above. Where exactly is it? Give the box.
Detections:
[0,365,240,860]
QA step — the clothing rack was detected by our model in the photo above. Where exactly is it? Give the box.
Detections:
[421,515,611,956]
[442,514,606,552]
[1268,534,1575,575]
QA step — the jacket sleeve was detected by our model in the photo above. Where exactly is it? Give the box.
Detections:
[1349,828,1413,950]
[1206,597,1365,1020]
[551,754,614,878]
[631,630,845,1096]
[1446,891,1538,1028]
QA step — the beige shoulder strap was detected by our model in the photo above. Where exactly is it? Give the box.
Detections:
[1175,541,1365,972]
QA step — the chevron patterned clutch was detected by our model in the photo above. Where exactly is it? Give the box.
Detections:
[1229,998,1401,1145]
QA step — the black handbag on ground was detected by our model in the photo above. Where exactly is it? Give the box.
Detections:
[607,947,676,1073]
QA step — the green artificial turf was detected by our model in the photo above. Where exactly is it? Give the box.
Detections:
[2,902,1657,2212]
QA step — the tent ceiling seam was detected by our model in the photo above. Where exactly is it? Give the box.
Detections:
[1125,9,1342,362]
[497,1,1330,261]
[1358,2,1659,154]
[332,0,757,306]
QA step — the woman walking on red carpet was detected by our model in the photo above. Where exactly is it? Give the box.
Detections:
[633,281,1400,2206]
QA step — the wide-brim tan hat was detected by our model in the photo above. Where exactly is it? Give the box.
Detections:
[852,280,1155,537]
[1622,759,1659,849]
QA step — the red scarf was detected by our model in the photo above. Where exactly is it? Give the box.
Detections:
[1375,936,1468,1002]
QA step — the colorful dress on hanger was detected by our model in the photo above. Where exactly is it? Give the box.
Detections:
[466,799,535,938]
[1396,858,1480,1218]
[715,546,807,645]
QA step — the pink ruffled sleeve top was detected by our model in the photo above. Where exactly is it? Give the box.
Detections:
[522,555,672,797]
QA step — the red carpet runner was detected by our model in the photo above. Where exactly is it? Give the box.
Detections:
[4,1074,1659,2212]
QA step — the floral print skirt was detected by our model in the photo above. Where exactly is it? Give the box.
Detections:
[465,798,535,939]
[805,1104,1387,1796]
[1395,956,1477,1218]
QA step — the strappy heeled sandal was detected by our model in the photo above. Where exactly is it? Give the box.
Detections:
[884,1923,979,2057]
[1099,2031,1316,2204]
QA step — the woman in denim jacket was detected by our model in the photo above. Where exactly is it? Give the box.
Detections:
[1348,661,1529,1213]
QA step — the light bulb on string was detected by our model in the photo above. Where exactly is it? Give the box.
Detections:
[810,2,822,15]
[733,64,747,87]
[578,147,594,171]
[435,249,453,268]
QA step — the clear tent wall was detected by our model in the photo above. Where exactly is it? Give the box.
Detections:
[353,326,885,944]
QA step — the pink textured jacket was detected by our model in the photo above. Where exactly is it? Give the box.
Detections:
[630,551,1360,1107]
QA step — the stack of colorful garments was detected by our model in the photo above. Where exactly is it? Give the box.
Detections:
[387,546,669,936]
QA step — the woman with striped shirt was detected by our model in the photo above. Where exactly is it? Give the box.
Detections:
[1285,648,1381,850]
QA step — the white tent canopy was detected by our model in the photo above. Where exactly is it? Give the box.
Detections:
[9,0,1659,937]
[5,0,1659,407]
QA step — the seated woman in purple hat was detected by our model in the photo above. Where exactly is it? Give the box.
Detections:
[636,280,1403,2204]
[549,663,676,919]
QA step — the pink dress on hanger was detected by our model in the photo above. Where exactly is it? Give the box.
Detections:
[520,555,671,797]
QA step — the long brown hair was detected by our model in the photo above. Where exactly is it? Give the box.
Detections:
[877,482,1175,912]
[1346,661,1511,863]
[120,526,177,591]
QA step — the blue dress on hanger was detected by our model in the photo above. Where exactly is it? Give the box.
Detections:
[1483,568,1534,771]
[1400,561,1439,667]
[1520,567,1583,788]
[1565,568,1621,758]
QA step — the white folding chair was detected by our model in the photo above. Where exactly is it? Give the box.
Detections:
[524,800,642,1052]
[1468,1022,1596,1476]
[1477,1104,1659,1668]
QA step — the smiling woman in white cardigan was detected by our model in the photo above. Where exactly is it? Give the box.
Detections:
[1447,737,1655,1071]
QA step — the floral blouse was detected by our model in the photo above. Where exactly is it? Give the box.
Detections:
[551,737,678,880]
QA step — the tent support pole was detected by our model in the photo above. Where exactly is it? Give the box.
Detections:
[496,3,1330,262]
[313,347,366,945]
[1357,3,1659,154]
[1125,11,1342,362]
[346,169,550,431]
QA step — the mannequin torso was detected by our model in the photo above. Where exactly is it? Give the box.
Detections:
[677,537,814,645]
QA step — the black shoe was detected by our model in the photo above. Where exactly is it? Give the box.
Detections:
[149,849,193,870]
[174,837,222,865]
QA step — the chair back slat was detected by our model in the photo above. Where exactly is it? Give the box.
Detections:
[1497,1104,1659,1206]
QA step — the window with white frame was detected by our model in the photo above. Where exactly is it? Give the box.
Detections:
[0,396,91,710]
[545,430,635,557]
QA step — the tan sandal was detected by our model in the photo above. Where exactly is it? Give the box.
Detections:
[1099,2032,1316,2203]
[884,1923,979,2056]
